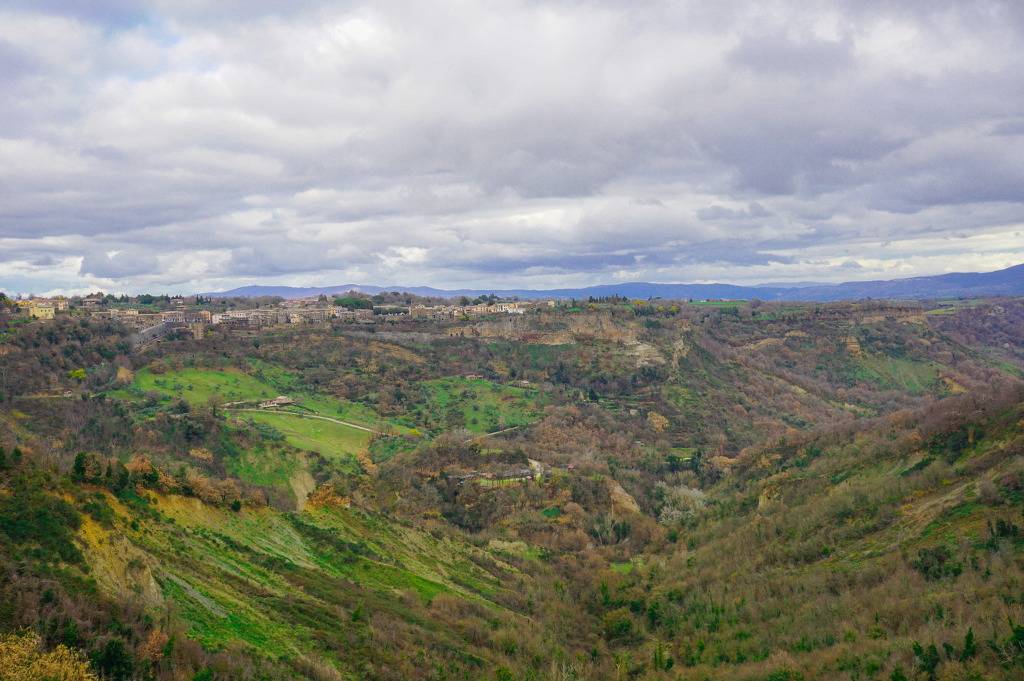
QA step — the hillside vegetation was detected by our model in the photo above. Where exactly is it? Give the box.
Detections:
[1,297,1022,680]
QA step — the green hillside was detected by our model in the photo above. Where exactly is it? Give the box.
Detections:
[78,491,522,666]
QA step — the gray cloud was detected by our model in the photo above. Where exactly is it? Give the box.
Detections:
[80,249,160,278]
[698,202,771,221]
[727,31,854,78]
[1,0,1023,295]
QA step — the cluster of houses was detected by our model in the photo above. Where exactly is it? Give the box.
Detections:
[201,299,542,327]
[409,300,543,319]
[124,306,377,345]
[8,293,554,348]
[210,306,374,328]
[12,297,69,319]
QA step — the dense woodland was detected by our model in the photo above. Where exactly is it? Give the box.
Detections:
[0,297,1022,680]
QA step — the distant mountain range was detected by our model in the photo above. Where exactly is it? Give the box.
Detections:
[204,263,1024,302]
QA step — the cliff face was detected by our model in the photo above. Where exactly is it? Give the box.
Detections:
[448,311,642,346]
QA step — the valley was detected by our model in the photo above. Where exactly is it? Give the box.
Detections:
[1,295,1023,680]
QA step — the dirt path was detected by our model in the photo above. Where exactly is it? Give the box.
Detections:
[289,469,317,511]
[226,407,383,435]
[465,425,521,443]
[13,392,74,400]
[162,573,228,618]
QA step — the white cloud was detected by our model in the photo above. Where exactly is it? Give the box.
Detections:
[1,0,1023,294]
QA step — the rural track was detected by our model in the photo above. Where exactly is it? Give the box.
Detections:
[12,392,75,400]
[226,407,384,435]
[465,425,522,443]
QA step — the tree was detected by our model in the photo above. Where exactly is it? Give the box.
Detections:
[912,641,940,680]
[72,452,88,481]
[0,631,98,681]
[93,637,133,680]
[647,411,669,433]
[602,608,634,641]
[206,394,224,418]
[333,296,372,310]
[911,546,962,580]
[960,627,976,662]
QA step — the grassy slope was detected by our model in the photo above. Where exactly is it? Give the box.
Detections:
[414,376,544,434]
[223,444,305,490]
[79,491,522,668]
[118,366,398,472]
[134,367,277,404]
[855,353,940,394]
[124,366,394,430]
[237,411,369,470]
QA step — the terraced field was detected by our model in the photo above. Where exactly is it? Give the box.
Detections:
[854,353,940,394]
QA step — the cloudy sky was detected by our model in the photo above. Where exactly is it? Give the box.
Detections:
[2,0,1024,295]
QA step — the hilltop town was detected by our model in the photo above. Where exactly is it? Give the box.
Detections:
[0,290,554,346]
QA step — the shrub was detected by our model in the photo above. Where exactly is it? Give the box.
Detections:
[92,638,133,680]
[0,630,98,681]
[911,546,962,581]
[0,475,83,564]
[912,641,940,680]
[602,608,634,641]
[764,671,804,681]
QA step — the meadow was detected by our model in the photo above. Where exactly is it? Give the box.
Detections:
[133,367,277,405]
[411,376,545,434]
[120,366,390,465]
[238,411,369,471]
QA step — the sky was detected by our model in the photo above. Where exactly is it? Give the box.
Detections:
[2,0,1024,296]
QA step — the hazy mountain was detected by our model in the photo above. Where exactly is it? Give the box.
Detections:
[779,263,1024,301]
[204,263,1024,301]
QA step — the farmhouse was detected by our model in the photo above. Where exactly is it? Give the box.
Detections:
[29,304,55,320]
[259,396,295,409]
[335,308,374,322]
[410,304,458,319]
[287,308,331,324]
[212,309,285,327]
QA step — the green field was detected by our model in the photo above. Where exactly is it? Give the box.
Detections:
[118,365,411,447]
[661,383,699,411]
[123,366,392,429]
[287,392,386,431]
[223,446,305,490]
[239,412,369,470]
[134,367,278,405]
[413,376,544,434]
[855,354,940,394]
